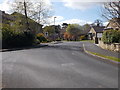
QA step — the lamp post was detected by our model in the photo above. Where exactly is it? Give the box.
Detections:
[54,17,56,41]
[54,17,56,25]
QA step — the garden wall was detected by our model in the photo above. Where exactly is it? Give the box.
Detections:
[99,40,120,52]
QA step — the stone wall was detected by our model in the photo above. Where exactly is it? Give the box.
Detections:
[99,40,120,52]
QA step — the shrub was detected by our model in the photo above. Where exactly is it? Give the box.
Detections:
[35,39,40,44]
[2,27,35,48]
[56,38,61,41]
[36,33,47,43]
[102,30,120,44]
[80,35,86,40]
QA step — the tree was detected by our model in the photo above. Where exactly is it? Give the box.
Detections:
[66,24,82,40]
[102,2,120,19]
[32,0,53,24]
[12,0,53,25]
[90,19,103,27]
[43,25,55,36]
[23,0,30,30]
[82,24,91,31]
[102,2,120,28]
[12,0,33,31]
[93,19,103,26]
[62,23,68,28]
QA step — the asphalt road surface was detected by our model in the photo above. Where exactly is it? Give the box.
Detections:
[2,41,118,88]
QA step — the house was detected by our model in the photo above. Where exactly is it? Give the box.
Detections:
[0,10,14,25]
[105,18,120,30]
[43,25,61,40]
[88,26,105,44]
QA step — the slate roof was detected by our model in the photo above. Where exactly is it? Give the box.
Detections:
[92,26,105,33]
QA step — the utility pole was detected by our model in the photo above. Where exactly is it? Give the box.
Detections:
[24,0,30,31]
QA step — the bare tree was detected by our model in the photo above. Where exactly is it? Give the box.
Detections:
[12,0,34,31]
[102,1,120,19]
[93,19,103,26]
[102,1,120,28]
[23,0,30,31]
[32,0,53,24]
[12,0,53,25]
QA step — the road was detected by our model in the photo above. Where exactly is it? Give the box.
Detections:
[2,41,118,88]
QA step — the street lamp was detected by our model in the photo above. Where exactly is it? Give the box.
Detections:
[54,17,56,25]
[54,17,56,41]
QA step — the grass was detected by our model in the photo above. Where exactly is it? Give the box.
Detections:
[81,40,94,43]
[87,50,120,62]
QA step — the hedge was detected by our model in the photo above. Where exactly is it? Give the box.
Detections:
[2,27,35,48]
[102,30,120,44]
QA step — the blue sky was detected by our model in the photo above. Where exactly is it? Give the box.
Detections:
[49,1,108,25]
[0,0,108,25]
[52,2,104,23]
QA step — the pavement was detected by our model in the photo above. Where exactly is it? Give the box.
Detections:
[2,41,118,88]
[82,41,119,59]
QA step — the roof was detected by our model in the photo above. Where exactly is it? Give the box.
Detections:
[1,10,14,22]
[106,18,120,28]
[92,26,105,33]
[11,12,43,26]
[81,28,91,35]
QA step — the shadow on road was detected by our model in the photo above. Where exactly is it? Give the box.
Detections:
[1,44,48,52]
[42,45,84,52]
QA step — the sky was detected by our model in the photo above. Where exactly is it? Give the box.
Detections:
[51,1,104,25]
[0,0,116,26]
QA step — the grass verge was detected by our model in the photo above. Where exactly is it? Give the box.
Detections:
[87,50,120,62]
[81,40,94,43]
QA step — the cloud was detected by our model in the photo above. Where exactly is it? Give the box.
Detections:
[61,0,101,10]
[52,16,64,21]
[48,16,92,26]
[0,0,52,13]
[48,15,64,25]
[103,21,109,26]
[0,0,13,13]
[60,0,119,10]
[60,19,92,25]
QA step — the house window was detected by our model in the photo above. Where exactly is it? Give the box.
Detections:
[97,33,102,38]
[92,33,95,36]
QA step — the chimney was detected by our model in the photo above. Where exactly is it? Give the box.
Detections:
[97,23,100,27]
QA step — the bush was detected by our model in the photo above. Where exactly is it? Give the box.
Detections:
[80,35,86,40]
[36,33,47,43]
[35,39,40,44]
[56,38,61,41]
[2,27,35,48]
[102,30,120,44]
